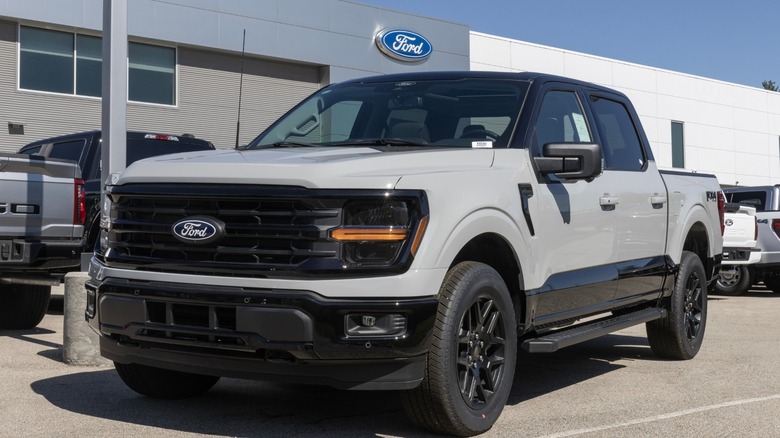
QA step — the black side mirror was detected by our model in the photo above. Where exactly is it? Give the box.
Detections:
[535,143,602,180]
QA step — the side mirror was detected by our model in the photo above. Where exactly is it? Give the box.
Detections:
[535,143,602,180]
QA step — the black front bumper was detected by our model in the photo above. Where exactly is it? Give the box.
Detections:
[86,278,437,390]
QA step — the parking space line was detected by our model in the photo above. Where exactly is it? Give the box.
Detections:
[536,394,780,438]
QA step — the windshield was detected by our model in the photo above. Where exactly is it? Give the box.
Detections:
[246,77,530,149]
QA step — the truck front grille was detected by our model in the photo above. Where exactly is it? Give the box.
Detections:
[105,184,344,276]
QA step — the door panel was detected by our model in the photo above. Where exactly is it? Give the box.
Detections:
[526,88,619,321]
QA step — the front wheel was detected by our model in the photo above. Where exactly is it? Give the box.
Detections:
[401,262,517,437]
[714,265,750,296]
[114,362,220,399]
[646,251,707,360]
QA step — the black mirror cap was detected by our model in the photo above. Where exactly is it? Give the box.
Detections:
[536,143,603,180]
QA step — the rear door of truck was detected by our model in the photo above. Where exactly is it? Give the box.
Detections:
[583,91,668,304]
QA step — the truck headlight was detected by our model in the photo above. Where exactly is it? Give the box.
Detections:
[330,199,428,265]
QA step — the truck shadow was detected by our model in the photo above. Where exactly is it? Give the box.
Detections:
[509,333,651,404]
[29,333,652,437]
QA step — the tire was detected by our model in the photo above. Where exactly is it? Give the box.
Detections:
[714,265,750,296]
[400,262,517,437]
[0,284,52,329]
[646,251,707,360]
[114,362,220,399]
[761,272,780,294]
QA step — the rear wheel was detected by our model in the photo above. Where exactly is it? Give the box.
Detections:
[400,262,517,437]
[114,362,220,399]
[714,265,750,296]
[0,284,52,329]
[646,251,707,359]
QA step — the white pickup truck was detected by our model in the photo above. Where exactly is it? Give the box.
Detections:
[1,153,85,329]
[86,72,724,436]
[715,203,760,295]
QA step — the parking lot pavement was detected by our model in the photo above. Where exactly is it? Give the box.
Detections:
[2,288,780,438]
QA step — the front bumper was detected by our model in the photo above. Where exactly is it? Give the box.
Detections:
[85,276,438,390]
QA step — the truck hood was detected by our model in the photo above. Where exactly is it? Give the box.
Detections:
[114,147,496,189]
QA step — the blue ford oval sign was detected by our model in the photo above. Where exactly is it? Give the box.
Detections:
[375,29,432,62]
[172,216,224,245]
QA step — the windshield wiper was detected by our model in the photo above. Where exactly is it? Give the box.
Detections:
[329,138,425,147]
[270,141,318,148]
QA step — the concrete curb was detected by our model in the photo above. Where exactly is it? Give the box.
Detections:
[62,271,111,366]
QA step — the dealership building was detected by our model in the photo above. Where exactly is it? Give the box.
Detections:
[0,0,777,186]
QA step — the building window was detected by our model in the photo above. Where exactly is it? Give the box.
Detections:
[19,26,74,94]
[128,43,175,105]
[76,34,102,97]
[19,25,176,105]
[671,121,684,168]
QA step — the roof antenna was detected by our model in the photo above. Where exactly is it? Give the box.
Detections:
[235,29,246,148]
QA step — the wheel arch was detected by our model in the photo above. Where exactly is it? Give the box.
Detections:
[449,232,526,328]
[669,202,721,284]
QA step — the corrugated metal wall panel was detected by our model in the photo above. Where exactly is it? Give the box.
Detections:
[0,20,321,153]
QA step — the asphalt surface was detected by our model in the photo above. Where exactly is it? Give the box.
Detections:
[2,286,780,437]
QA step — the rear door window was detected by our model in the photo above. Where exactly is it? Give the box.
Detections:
[727,192,767,212]
[48,139,87,163]
[589,96,645,171]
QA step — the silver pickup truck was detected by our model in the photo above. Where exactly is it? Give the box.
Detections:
[86,72,724,436]
[0,153,84,329]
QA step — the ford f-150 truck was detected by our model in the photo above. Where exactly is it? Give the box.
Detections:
[86,72,724,436]
[722,186,780,294]
[714,202,759,295]
[1,153,84,329]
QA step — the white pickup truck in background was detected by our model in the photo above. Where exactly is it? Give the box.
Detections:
[714,203,760,295]
[86,72,724,436]
[723,185,780,294]
[0,153,85,329]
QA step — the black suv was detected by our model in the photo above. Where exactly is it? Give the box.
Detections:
[18,131,216,257]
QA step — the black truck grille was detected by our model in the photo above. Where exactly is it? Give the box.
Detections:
[106,185,345,276]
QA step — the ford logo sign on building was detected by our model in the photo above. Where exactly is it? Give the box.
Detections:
[375,29,432,62]
[172,216,225,245]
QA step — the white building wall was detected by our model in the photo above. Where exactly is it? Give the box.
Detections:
[471,31,780,186]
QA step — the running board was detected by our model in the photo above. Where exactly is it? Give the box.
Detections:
[521,307,667,353]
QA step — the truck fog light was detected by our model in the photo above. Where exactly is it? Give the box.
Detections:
[345,313,406,337]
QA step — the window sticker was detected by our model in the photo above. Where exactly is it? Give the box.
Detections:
[572,113,591,142]
[472,141,493,149]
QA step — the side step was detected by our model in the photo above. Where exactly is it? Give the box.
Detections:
[521,307,667,353]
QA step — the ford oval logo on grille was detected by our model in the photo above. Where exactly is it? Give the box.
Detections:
[375,29,432,62]
[172,216,225,245]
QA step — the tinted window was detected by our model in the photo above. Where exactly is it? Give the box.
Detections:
[532,90,591,151]
[249,78,530,149]
[727,192,767,212]
[48,139,87,163]
[590,96,645,170]
[126,139,213,165]
[19,145,43,156]
[76,35,102,97]
[20,26,73,94]
[18,25,176,105]
[129,43,176,105]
